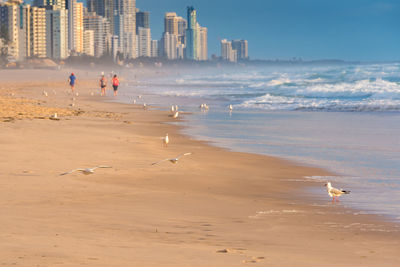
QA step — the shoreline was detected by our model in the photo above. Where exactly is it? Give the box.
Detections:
[1,69,399,266]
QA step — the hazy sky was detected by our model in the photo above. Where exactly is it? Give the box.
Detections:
[136,0,400,61]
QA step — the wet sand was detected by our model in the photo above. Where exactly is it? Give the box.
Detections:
[0,69,399,266]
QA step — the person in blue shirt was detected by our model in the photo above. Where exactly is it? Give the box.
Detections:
[68,73,76,92]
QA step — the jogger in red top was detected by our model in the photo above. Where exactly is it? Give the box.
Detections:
[112,75,119,96]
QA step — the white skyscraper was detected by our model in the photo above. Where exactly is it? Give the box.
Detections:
[221,39,237,62]
[150,39,158,58]
[162,32,177,59]
[114,0,136,59]
[137,27,151,57]
[83,30,94,56]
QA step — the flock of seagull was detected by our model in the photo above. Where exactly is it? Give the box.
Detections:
[46,88,350,202]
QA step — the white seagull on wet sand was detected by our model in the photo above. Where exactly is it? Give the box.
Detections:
[163,133,169,147]
[172,111,179,118]
[60,166,112,176]
[325,182,350,202]
[151,153,192,166]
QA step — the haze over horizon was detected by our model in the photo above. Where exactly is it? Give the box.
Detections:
[137,0,399,61]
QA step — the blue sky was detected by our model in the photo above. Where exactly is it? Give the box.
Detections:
[136,0,400,61]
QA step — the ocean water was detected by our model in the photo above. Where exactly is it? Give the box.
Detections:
[121,63,400,221]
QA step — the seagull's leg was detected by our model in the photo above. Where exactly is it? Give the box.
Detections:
[332,196,335,203]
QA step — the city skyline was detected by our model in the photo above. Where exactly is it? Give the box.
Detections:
[137,0,400,61]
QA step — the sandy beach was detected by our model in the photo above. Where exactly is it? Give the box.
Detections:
[0,69,399,266]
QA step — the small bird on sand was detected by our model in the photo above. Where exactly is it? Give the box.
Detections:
[163,133,169,147]
[171,105,175,112]
[325,182,350,202]
[133,99,136,104]
[173,111,179,118]
[49,113,59,120]
[143,103,147,109]
[229,104,233,111]
[60,166,112,176]
[151,153,192,166]
[43,90,48,97]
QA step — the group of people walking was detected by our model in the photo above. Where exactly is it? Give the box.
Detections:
[68,72,120,96]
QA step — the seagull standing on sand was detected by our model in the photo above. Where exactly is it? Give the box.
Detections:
[151,153,192,165]
[163,133,169,147]
[325,182,350,202]
[173,111,179,118]
[60,166,112,176]
[229,104,233,111]
[171,105,175,112]
[43,90,48,97]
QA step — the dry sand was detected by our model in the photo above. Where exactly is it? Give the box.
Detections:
[0,69,399,266]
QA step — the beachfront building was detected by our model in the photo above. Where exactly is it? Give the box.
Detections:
[198,25,207,61]
[114,0,136,59]
[185,6,197,60]
[46,7,69,59]
[150,39,157,58]
[0,1,27,61]
[177,16,186,45]
[232,39,248,60]
[161,31,177,59]
[68,0,83,54]
[137,26,150,57]
[221,39,237,62]
[164,12,178,35]
[82,29,94,56]
[28,6,46,58]
[136,10,149,32]
[83,11,110,58]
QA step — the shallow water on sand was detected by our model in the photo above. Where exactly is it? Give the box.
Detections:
[120,64,400,221]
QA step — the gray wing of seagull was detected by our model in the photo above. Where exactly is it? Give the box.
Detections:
[330,186,350,196]
[60,169,85,176]
[92,166,112,170]
[151,158,170,166]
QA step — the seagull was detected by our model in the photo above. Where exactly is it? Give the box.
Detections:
[43,90,48,97]
[163,133,169,147]
[175,105,179,111]
[133,99,136,104]
[171,105,175,112]
[151,153,192,166]
[325,182,350,202]
[143,103,147,109]
[229,104,233,111]
[173,111,179,118]
[60,166,112,176]
[49,113,59,120]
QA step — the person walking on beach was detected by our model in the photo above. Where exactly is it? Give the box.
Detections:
[68,73,76,92]
[99,74,107,96]
[112,75,119,96]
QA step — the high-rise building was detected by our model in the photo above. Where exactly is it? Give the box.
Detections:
[0,2,27,61]
[232,39,248,60]
[176,16,186,45]
[150,39,157,58]
[198,26,207,61]
[221,39,237,62]
[46,7,69,59]
[136,10,149,32]
[161,32,177,59]
[83,11,110,57]
[28,6,46,58]
[82,29,94,56]
[114,0,136,58]
[185,6,197,60]
[68,0,83,53]
[137,26,150,57]
[164,12,178,35]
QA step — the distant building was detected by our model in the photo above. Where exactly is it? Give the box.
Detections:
[232,39,248,60]
[82,29,94,56]
[150,39,158,58]
[221,39,237,62]
[136,10,149,32]
[0,2,27,61]
[137,26,150,57]
[83,11,110,58]
[28,6,46,58]
[161,32,177,59]
[69,0,83,54]
[46,7,69,59]
[185,6,197,60]
[164,12,178,35]
[198,26,207,61]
